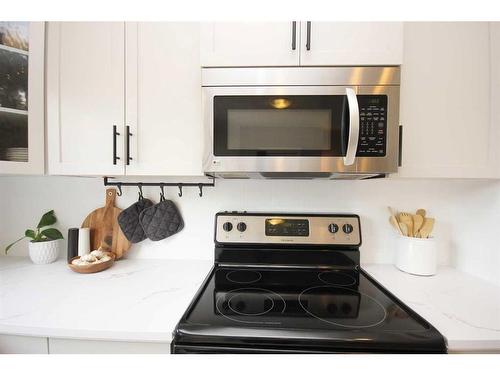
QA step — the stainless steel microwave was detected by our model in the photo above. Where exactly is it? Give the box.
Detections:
[202,67,400,179]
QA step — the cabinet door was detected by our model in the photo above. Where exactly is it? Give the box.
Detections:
[200,22,299,67]
[46,22,125,176]
[0,22,44,175]
[299,22,403,66]
[398,22,495,178]
[0,334,48,354]
[491,22,500,175]
[125,22,203,176]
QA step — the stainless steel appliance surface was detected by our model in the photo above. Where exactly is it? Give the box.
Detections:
[202,67,401,179]
[171,212,447,354]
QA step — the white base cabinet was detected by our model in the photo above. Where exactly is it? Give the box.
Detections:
[48,338,171,354]
[398,22,499,178]
[0,334,48,354]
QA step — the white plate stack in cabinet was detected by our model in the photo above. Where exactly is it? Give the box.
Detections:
[0,22,45,175]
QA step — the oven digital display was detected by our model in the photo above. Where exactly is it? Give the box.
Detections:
[265,218,309,237]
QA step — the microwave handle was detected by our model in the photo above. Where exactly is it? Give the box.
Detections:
[343,88,360,166]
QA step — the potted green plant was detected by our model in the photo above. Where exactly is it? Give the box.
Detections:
[5,210,64,264]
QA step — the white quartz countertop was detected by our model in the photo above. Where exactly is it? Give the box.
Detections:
[0,256,212,343]
[1,256,499,352]
[362,264,500,353]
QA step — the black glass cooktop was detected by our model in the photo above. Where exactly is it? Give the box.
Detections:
[174,267,447,353]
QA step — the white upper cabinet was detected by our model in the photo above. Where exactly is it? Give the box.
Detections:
[47,22,204,177]
[398,22,497,178]
[47,22,125,176]
[200,22,300,67]
[490,22,500,175]
[200,22,402,67]
[299,22,403,66]
[125,23,203,176]
[0,22,45,175]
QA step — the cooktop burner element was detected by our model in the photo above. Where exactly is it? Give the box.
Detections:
[298,285,387,328]
[226,270,262,284]
[318,270,357,286]
[171,212,447,353]
[216,287,286,324]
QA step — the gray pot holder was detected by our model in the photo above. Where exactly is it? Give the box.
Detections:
[117,198,154,243]
[139,198,184,241]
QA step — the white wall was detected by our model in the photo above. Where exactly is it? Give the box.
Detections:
[0,176,499,286]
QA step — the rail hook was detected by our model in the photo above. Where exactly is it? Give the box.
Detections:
[138,183,144,200]
[178,183,183,197]
[198,183,203,197]
[159,183,166,202]
[116,183,123,197]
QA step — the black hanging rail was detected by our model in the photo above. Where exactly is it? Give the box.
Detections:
[103,176,216,197]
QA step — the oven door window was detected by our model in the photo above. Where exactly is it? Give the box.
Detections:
[213,96,347,156]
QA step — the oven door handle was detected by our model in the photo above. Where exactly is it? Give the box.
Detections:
[343,88,360,166]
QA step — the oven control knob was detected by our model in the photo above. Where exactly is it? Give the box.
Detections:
[342,223,354,234]
[237,222,247,232]
[328,223,339,234]
[223,222,233,232]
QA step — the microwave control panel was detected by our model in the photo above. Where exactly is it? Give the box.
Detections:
[356,95,388,157]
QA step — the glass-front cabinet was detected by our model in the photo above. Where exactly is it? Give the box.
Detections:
[0,22,44,174]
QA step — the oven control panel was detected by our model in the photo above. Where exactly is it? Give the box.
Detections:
[215,212,361,246]
[356,95,387,157]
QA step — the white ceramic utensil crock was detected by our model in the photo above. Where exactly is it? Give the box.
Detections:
[395,235,437,276]
[29,240,60,264]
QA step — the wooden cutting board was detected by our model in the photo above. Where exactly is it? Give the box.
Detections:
[81,188,131,259]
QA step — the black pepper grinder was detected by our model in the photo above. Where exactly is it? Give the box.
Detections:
[67,228,79,263]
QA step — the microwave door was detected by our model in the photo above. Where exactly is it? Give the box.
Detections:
[203,86,360,177]
[343,88,360,166]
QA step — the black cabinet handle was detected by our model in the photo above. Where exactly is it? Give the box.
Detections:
[126,125,133,165]
[113,125,120,165]
[306,21,311,51]
[291,21,297,50]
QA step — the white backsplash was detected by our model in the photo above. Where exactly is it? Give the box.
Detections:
[0,176,499,286]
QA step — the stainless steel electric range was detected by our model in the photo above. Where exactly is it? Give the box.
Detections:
[171,212,447,354]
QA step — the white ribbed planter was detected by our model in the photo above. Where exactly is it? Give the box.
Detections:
[28,240,60,264]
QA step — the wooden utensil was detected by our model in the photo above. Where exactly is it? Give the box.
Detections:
[416,208,426,218]
[412,214,424,238]
[399,212,414,237]
[68,252,116,274]
[417,217,435,238]
[81,189,131,259]
[399,222,409,237]
[389,216,403,235]
[387,206,398,218]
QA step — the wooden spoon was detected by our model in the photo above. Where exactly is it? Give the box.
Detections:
[412,214,424,238]
[416,208,426,218]
[418,217,435,238]
[399,212,414,237]
[389,216,403,235]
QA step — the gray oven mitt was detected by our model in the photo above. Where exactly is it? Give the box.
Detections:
[117,198,154,243]
[139,199,184,241]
